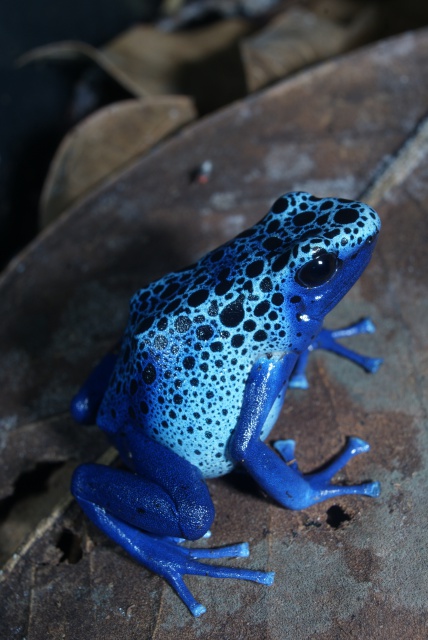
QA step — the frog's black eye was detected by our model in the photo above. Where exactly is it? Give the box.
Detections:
[296,251,338,288]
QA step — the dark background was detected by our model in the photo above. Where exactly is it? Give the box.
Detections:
[0,0,159,267]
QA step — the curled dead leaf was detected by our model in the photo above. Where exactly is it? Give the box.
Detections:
[40,96,196,227]
[241,3,380,91]
[19,20,251,98]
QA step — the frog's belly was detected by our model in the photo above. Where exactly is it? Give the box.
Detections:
[146,424,237,479]
[145,386,287,479]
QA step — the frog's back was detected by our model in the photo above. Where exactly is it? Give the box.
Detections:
[97,192,380,478]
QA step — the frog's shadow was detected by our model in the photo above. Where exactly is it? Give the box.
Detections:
[218,467,269,504]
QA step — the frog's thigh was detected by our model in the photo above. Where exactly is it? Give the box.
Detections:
[72,436,214,540]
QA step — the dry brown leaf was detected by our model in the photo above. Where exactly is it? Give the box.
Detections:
[20,20,251,98]
[40,96,196,226]
[241,2,380,91]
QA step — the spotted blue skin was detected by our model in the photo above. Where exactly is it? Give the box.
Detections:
[71,191,381,617]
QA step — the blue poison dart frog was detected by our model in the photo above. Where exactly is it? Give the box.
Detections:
[71,191,382,616]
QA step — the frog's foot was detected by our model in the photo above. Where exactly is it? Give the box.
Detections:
[152,537,274,617]
[289,318,382,389]
[314,318,383,372]
[81,502,274,616]
[273,437,380,509]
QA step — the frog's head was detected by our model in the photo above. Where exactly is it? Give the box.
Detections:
[258,191,380,323]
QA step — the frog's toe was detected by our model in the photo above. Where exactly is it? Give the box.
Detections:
[273,440,300,472]
[357,317,376,334]
[360,480,381,497]
[328,317,377,338]
[303,478,381,506]
[125,532,274,615]
[189,541,250,559]
[192,603,206,617]
[304,436,380,503]
[346,436,370,454]
[289,351,310,389]
[307,436,371,482]
[167,570,206,617]
[314,319,383,374]
[270,437,380,509]
[288,372,309,389]
[160,540,274,614]
[364,356,383,373]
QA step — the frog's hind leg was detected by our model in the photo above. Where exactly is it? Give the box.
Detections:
[71,433,274,616]
[289,318,382,389]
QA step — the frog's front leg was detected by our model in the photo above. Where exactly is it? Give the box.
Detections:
[290,318,383,389]
[70,350,119,424]
[71,431,273,616]
[229,354,380,510]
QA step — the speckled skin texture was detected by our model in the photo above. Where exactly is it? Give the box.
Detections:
[96,192,379,477]
[71,191,381,616]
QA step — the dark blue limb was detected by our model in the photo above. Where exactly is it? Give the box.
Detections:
[289,318,382,389]
[289,350,310,389]
[273,437,380,500]
[70,351,118,424]
[229,354,380,510]
[73,500,273,616]
[71,432,274,616]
